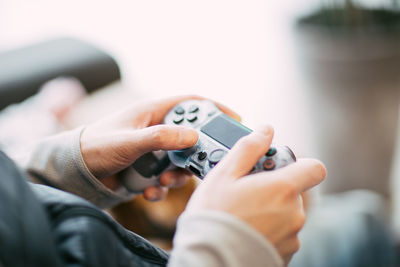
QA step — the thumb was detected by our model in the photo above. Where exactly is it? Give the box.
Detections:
[132,125,198,153]
[278,158,326,193]
[209,125,274,180]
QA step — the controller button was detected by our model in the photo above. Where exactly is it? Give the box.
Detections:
[263,159,275,170]
[197,151,207,161]
[186,114,198,122]
[174,106,185,115]
[173,116,184,124]
[189,105,199,113]
[266,147,277,157]
[209,149,226,165]
[208,110,217,117]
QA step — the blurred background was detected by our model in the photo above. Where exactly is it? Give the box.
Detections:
[0,0,315,147]
[0,0,316,242]
[2,0,400,265]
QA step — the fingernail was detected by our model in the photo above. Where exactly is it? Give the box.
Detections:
[144,187,158,201]
[148,190,160,201]
[161,175,174,187]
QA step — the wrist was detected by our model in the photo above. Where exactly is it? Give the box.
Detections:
[80,126,104,178]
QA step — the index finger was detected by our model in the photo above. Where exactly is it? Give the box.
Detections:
[281,158,326,192]
[148,95,241,124]
[252,158,326,193]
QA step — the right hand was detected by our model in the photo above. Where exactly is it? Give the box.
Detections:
[185,126,326,265]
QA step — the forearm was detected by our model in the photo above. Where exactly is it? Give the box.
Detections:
[22,126,283,267]
[169,211,283,267]
[23,127,133,208]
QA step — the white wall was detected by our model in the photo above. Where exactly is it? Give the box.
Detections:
[0,0,318,154]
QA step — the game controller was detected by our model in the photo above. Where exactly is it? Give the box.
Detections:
[121,100,296,193]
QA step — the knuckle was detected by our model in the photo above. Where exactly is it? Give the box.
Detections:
[293,212,306,233]
[150,126,170,145]
[293,237,301,253]
[236,135,262,151]
[236,136,254,148]
[279,181,297,198]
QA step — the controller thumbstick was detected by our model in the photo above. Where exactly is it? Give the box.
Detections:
[263,159,276,170]
[208,149,226,166]
[175,145,198,158]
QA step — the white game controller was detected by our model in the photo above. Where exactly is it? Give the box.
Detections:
[121,100,296,193]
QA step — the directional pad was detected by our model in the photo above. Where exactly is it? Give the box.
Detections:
[189,105,199,113]
[186,113,198,122]
[174,106,185,115]
[173,115,184,124]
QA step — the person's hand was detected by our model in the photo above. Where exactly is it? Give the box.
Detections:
[185,126,326,265]
[80,95,240,201]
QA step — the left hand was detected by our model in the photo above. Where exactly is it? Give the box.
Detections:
[80,95,240,201]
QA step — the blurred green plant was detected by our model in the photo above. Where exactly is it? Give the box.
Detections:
[299,0,400,29]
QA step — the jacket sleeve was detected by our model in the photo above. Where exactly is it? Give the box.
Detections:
[23,127,134,209]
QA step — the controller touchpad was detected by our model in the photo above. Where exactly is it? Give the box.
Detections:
[200,114,251,149]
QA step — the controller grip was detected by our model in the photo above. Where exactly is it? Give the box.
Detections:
[121,151,171,193]
[120,167,161,193]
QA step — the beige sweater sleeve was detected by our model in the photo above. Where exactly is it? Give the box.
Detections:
[24,127,133,209]
[169,211,283,267]
[23,127,283,267]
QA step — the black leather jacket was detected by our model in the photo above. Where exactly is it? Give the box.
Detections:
[0,151,168,267]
